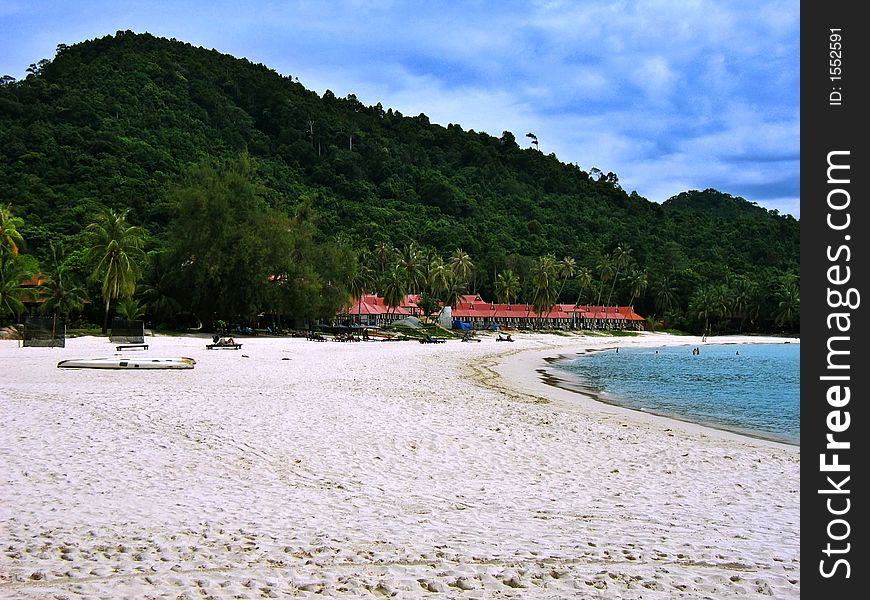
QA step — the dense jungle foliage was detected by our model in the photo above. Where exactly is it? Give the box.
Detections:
[0,31,799,334]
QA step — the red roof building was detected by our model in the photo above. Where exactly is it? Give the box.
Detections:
[339,293,422,326]
[339,293,645,331]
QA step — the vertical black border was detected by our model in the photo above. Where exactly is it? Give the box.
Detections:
[801,3,867,596]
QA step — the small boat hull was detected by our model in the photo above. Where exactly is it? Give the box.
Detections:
[57,357,196,370]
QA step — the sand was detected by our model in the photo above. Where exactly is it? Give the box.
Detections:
[0,331,799,599]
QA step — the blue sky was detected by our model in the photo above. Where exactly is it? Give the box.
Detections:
[1,0,800,217]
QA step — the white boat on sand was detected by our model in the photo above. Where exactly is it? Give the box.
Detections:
[57,357,196,370]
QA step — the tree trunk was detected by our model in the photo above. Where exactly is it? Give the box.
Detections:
[102,298,111,334]
[574,285,586,307]
[606,269,620,306]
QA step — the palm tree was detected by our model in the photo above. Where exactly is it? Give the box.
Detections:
[427,255,455,320]
[373,241,397,292]
[40,242,88,337]
[427,255,451,300]
[774,280,800,330]
[573,266,593,306]
[0,203,25,257]
[605,245,632,306]
[744,283,764,331]
[115,298,146,321]
[0,252,37,321]
[689,286,715,336]
[433,248,472,312]
[555,256,576,303]
[730,277,756,332]
[530,255,558,327]
[345,254,374,325]
[398,243,425,293]
[381,264,408,316]
[645,315,664,332]
[443,269,468,310]
[627,269,648,308]
[85,208,147,333]
[449,248,474,290]
[709,284,731,333]
[494,270,521,305]
[137,251,182,326]
[350,260,375,301]
[595,255,614,306]
[653,274,678,315]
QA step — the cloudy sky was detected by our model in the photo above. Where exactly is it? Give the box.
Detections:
[1,0,800,217]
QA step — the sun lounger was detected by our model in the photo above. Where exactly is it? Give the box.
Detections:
[115,343,149,351]
[206,338,243,349]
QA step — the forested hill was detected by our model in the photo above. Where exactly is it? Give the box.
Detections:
[0,31,799,331]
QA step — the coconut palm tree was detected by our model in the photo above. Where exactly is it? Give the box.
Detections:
[137,251,182,326]
[40,273,88,322]
[627,269,648,308]
[573,266,593,306]
[774,280,800,330]
[443,270,468,310]
[0,252,37,321]
[115,297,146,321]
[554,256,576,303]
[381,264,408,316]
[85,208,147,333]
[494,270,521,305]
[345,254,374,325]
[595,255,614,306]
[449,248,474,290]
[40,242,88,337]
[709,284,731,333]
[373,241,397,292]
[427,255,450,300]
[729,277,756,332]
[689,286,715,336]
[0,204,26,258]
[605,245,632,306]
[653,274,678,314]
[426,255,456,322]
[530,255,558,328]
[431,248,472,312]
[399,243,425,293]
[349,258,375,300]
[645,315,664,332]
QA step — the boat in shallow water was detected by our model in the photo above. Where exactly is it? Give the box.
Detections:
[57,356,196,370]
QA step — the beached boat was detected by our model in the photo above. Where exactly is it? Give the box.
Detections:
[57,357,196,370]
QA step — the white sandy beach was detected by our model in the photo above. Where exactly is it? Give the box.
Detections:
[1,331,799,599]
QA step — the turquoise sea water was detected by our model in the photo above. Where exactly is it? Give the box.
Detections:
[550,342,800,445]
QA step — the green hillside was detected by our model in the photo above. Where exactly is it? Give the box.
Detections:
[0,31,799,333]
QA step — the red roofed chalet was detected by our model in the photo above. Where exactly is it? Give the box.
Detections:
[339,293,644,330]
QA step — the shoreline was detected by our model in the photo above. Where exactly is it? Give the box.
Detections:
[543,339,798,446]
[1,332,800,598]
[477,331,799,451]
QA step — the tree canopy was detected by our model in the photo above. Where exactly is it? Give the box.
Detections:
[0,31,799,333]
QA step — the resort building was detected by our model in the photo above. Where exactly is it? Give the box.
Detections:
[339,294,422,327]
[339,293,645,331]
